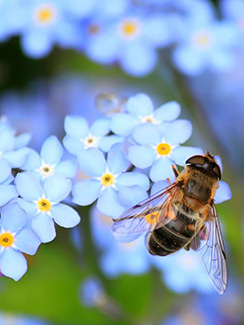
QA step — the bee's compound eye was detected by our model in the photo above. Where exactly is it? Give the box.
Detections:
[186,155,205,166]
[213,164,222,180]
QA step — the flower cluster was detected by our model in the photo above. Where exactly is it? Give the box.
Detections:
[0,0,241,76]
[0,92,232,296]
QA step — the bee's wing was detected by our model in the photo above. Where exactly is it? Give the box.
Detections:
[112,182,180,243]
[196,203,228,295]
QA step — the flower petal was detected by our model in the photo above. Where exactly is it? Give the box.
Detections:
[0,185,18,206]
[15,172,43,200]
[1,202,28,233]
[0,159,11,183]
[118,185,148,209]
[128,145,155,169]
[164,120,193,144]
[107,144,129,174]
[21,149,41,170]
[117,172,150,190]
[1,248,27,281]
[72,179,101,206]
[32,213,56,243]
[154,101,181,122]
[41,135,63,164]
[77,148,106,177]
[44,175,71,202]
[132,123,161,146]
[98,135,124,153]
[14,228,41,255]
[52,204,80,228]
[55,159,77,178]
[214,181,232,204]
[64,115,89,138]
[126,93,154,116]
[151,180,171,195]
[110,113,139,136]
[150,157,174,182]
[63,135,83,155]
[97,188,125,218]
[171,146,204,166]
[4,147,30,168]
[90,118,110,137]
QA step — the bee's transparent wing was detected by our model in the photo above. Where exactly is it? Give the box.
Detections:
[197,203,228,295]
[112,183,180,243]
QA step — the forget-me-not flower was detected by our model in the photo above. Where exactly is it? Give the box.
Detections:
[172,18,237,75]
[21,135,77,180]
[91,206,150,277]
[0,202,41,281]
[128,121,203,182]
[63,115,124,155]
[110,93,181,137]
[15,172,80,243]
[72,144,149,218]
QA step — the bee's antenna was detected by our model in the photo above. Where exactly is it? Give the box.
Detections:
[205,147,213,158]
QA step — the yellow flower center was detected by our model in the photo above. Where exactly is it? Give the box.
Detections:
[37,198,51,212]
[156,143,171,156]
[101,173,115,187]
[119,19,140,39]
[35,5,56,25]
[145,211,159,224]
[0,233,14,247]
[194,32,210,48]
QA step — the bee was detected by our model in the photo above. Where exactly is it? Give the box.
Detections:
[112,153,228,294]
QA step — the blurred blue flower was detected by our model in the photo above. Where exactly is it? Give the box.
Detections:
[128,122,203,182]
[152,249,213,294]
[84,9,173,76]
[0,312,49,325]
[110,93,181,137]
[15,172,80,243]
[80,276,107,307]
[22,135,77,180]
[72,144,149,218]
[221,0,244,49]
[0,202,41,281]
[0,117,30,169]
[91,207,151,277]
[0,0,27,42]
[172,18,237,75]
[63,115,123,155]
[18,0,82,58]
[161,282,243,325]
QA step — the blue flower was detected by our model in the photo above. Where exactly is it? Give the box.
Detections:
[172,18,237,75]
[22,135,77,180]
[90,206,151,277]
[0,159,18,207]
[80,276,107,308]
[110,93,181,137]
[128,122,203,182]
[0,118,31,169]
[63,115,123,155]
[0,202,41,281]
[152,249,213,294]
[221,0,244,49]
[72,144,149,218]
[18,0,82,58]
[15,172,80,243]
[84,9,173,76]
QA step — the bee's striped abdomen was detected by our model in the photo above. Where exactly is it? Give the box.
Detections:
[148,204,197,256]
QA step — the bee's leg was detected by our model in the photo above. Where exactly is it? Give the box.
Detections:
[171,164,180,178]
[184,243,191,251]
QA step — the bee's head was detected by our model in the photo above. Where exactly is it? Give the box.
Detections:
[186,154,221,180]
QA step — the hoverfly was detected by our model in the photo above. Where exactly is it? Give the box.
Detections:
[112,153,228,294]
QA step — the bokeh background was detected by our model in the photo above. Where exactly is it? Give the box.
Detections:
[0,0,243,324]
